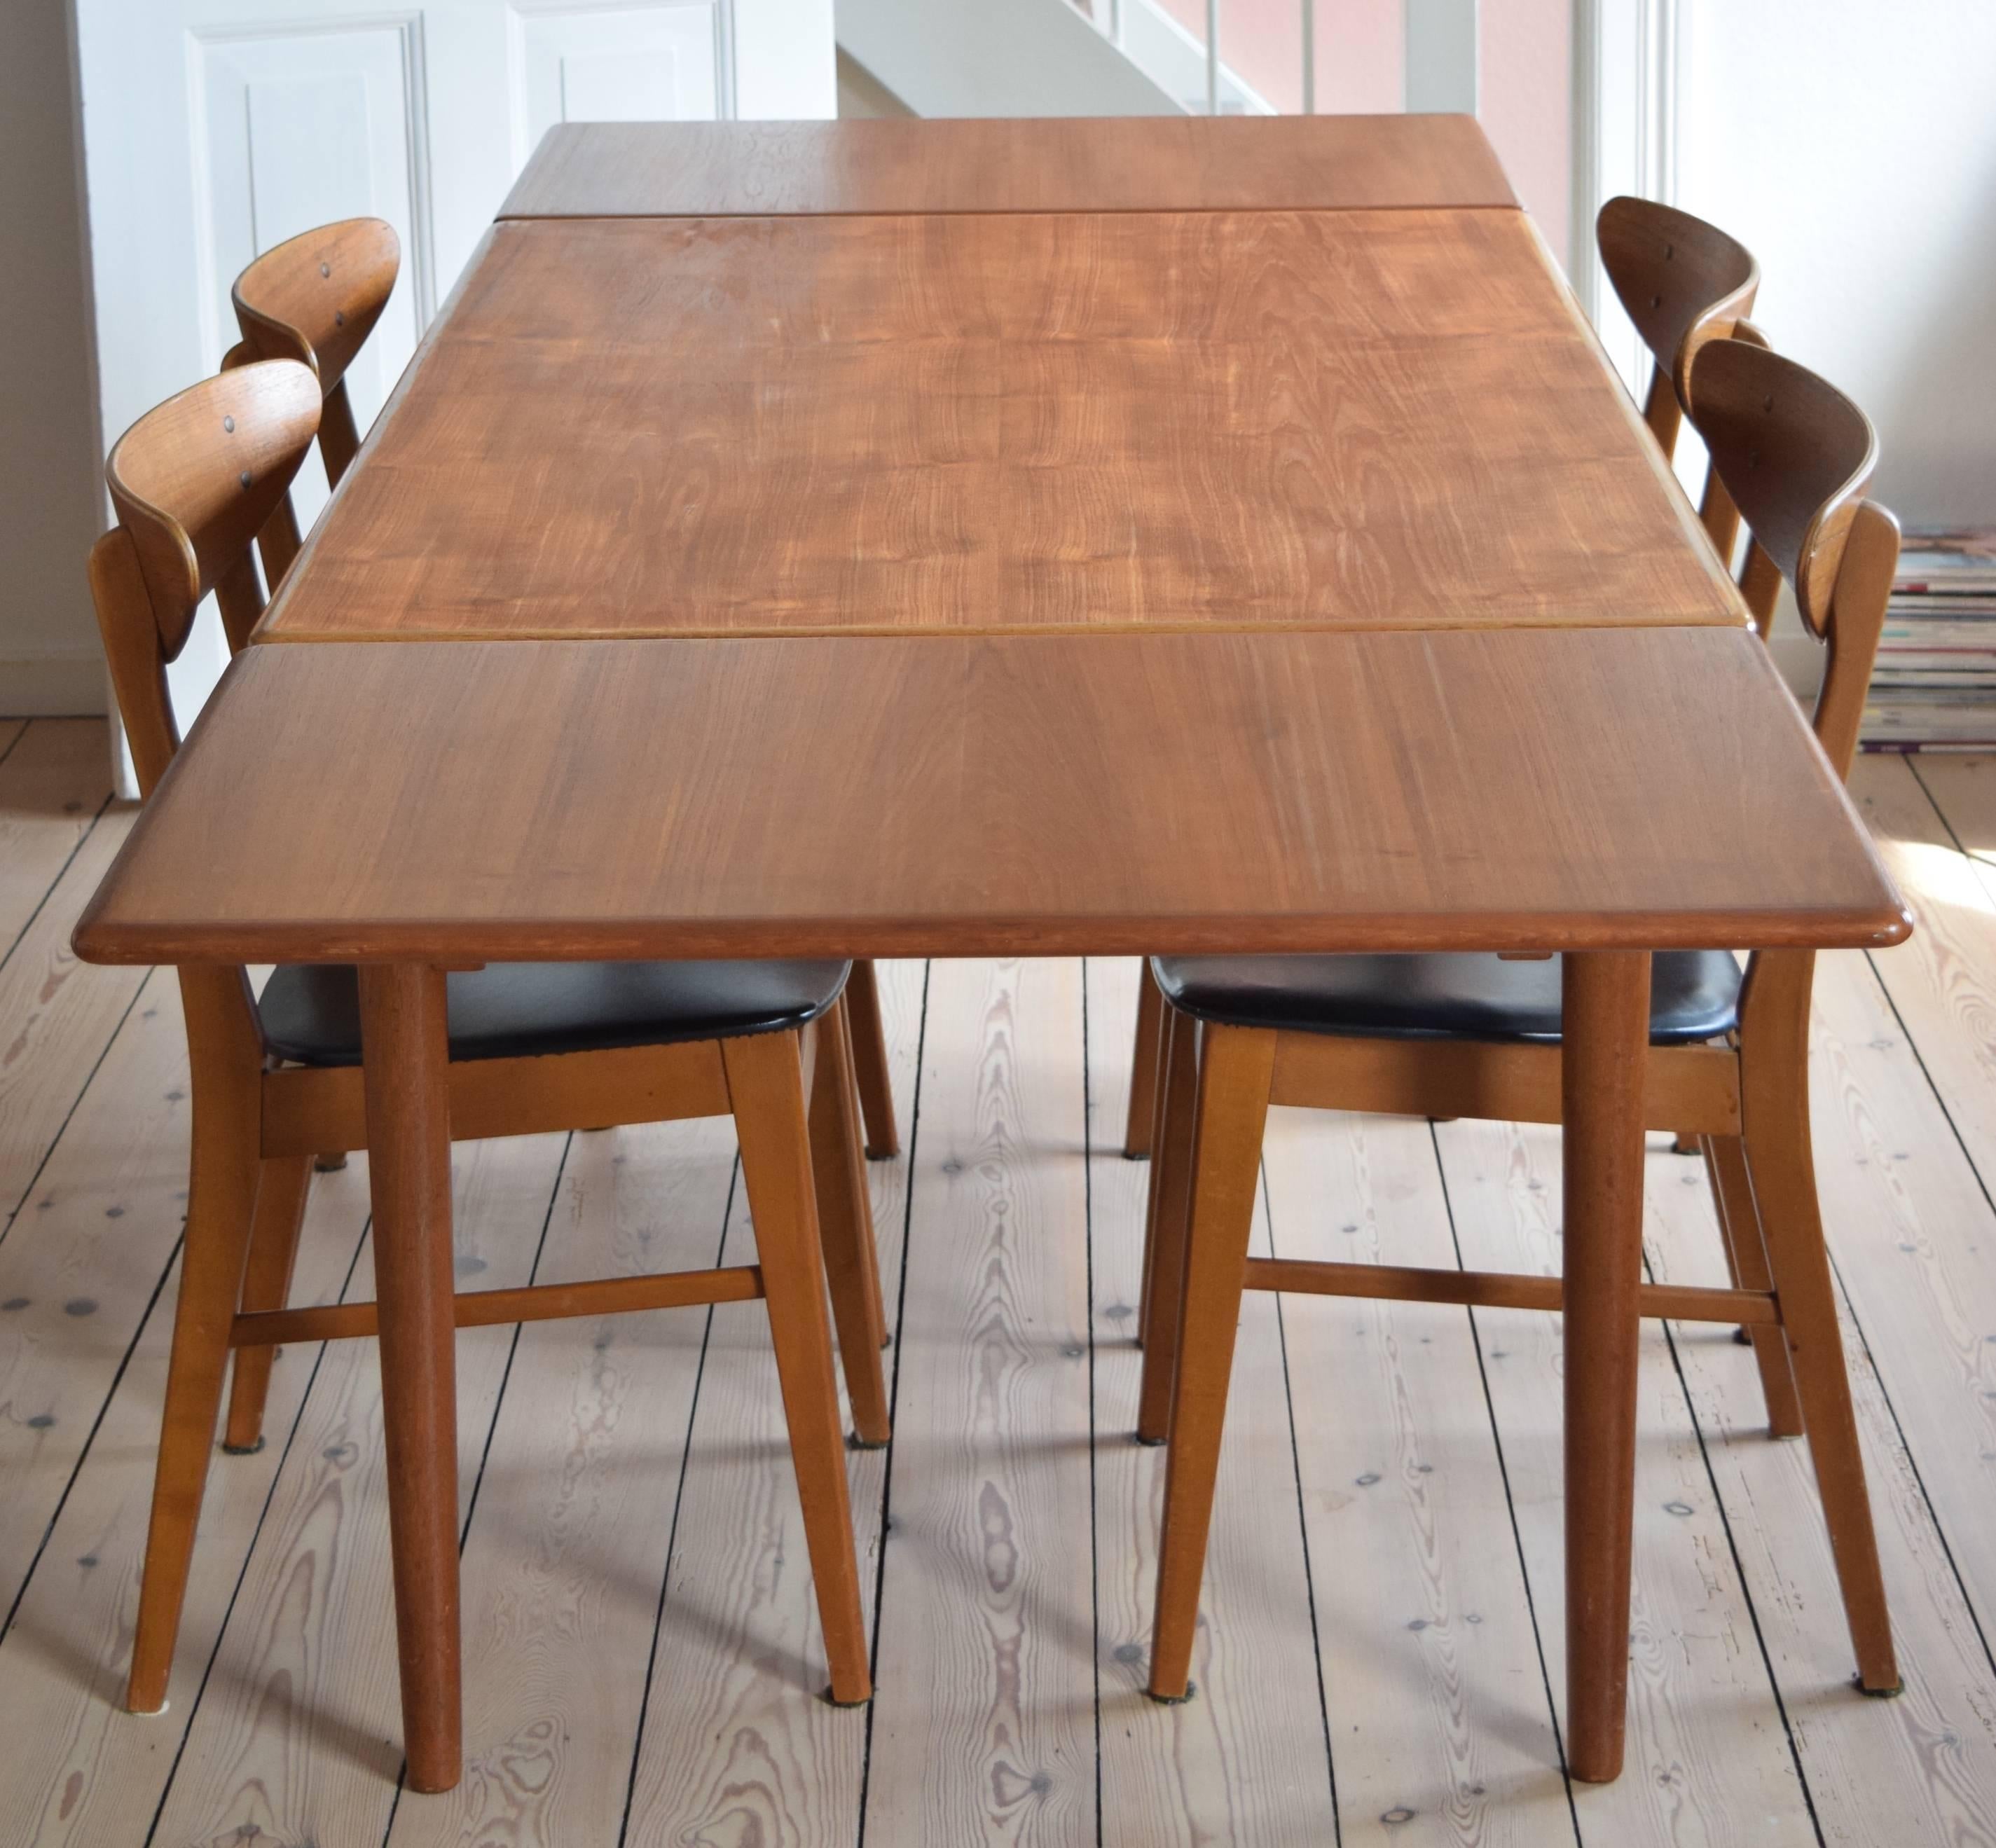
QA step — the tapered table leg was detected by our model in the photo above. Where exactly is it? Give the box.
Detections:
[357,963,462,1794]
[1560,949,1651,1784]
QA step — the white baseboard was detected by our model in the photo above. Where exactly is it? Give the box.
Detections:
[1,653,107,717]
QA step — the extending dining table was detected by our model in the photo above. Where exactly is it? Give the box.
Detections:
[74,116,1908,1798]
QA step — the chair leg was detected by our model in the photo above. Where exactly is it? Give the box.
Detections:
[1147,1023,1275,1702]
[314,1151,349,1172]
[839,1002,890,1350]
[1740,1028,1899,1693]
[1133,993,1178,1348]
[808,1004,891,1447]
[1124,960,1165,1159]
[1702,1133,1804,1438]
[724,1029,873,1705]
[1137,1007,1201,1437]
[222,1154,315,1454]
[844,960,900,1160]
[128,1000,263,1713]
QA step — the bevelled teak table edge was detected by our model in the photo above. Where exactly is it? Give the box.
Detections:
[71,904,1913,969]
[71,627,1912,970]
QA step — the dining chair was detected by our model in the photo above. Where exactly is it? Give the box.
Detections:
[1598,195,1792,637]
[90,359,890,1716]
[1134,337,1903,1710]
[1116,198,1775,1164]
[223,218,904,1164]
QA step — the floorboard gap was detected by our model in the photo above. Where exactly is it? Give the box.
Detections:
[613,1154,742,1848]
[855,958,932,1848]
[1650,1272,1826,1845]
[1430,1122,1584,1846]
[141,1215,375,1848]
[1260,1154,1345,1844]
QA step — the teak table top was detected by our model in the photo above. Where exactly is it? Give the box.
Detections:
[75,630,1907,967]
[497,115,1517,220]
[254,208,1740,646]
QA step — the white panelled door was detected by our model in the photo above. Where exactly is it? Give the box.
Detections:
[73,0,835,786]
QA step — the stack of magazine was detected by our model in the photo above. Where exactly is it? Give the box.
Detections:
[1861,528,1996,752]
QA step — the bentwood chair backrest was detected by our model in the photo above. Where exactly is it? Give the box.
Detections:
[1687,336,1898,782]
[230,217,400,490]
[90,359,322,798]
[1598,195,1761,455]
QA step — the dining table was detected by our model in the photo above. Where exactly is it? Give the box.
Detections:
[72,114,1909,1798]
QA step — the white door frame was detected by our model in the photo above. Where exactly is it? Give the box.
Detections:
[1570,0,1683,393]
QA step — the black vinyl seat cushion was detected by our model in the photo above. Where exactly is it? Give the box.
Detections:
[257,960,851,1068]
[1151,951,1742,1047]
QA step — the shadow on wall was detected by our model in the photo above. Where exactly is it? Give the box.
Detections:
[837,47,914,117]
[1870,154,1996,527]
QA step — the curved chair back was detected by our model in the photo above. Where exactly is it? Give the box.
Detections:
[230,217,400,488]
[1688,338,1897,783]
[1598,196,1760,455]
[90,361,322,797]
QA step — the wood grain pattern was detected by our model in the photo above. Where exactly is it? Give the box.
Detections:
[381,1113,736,1847]
[0,974,188,1617]
[1907,754,1996,874]
[1260,1103,1571,1842]
[1087,961,1334,1847]
[0,722,109,956]
[73,630,1908,969]
[1647,1081,1996,1848]
[1,811,142,1218]
[13,913,1996,1839]
[1436,1117,1820,1842]
[0,1159,373,1847]
[863,958,1094,1842]
[1850,756,1996,1185]
[252,209,1740,644]
[622,957,920,1847]
[149,1134,569,1844]
[500,116,1517,220]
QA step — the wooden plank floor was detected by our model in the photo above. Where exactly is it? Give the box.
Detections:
[1,717,1994,1847]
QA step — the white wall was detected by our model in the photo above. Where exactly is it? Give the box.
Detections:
[1677,0,1996,530]
[0,0,105,715]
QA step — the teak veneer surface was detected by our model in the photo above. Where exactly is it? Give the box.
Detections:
[75,630,1906,966]
[252,209,1741,645]
[497,115,1517,220]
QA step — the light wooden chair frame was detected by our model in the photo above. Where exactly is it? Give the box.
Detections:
[1134,337,1905,1721]
[90,359,890,1725]
[223,216,905,1162]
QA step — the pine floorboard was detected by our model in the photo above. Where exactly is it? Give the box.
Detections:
[1,722,1993,1846]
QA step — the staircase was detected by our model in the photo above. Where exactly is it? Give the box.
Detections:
[837,0,1485,120]
[834,0,1277,120]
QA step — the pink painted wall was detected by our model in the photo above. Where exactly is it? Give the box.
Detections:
[1138,0,1571,267]
[1311,0,1402,114]
[1478,0,1570,267]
